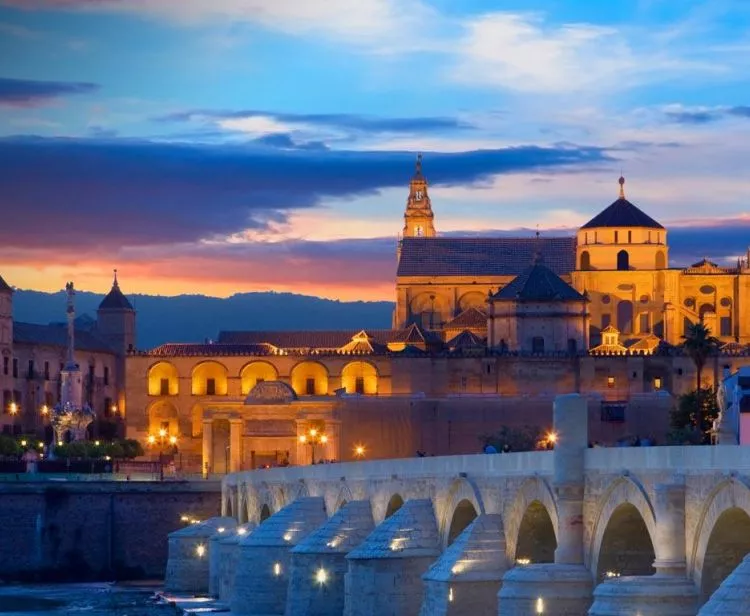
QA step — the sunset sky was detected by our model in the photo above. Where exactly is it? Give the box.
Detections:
[1,0,749,301]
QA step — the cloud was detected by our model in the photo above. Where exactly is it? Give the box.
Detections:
[0,135,609,252]
[0,77,99,108]
[663,105,750,124]
[1,0,435,51]
[451,12,726,94]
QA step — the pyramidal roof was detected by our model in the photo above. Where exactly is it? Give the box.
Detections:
[347,499,440,560]
[582,177,663,230]
[493,258,585,302]
[292,500,374,555]
[98,271,134,311]
[423,514,508,582]
[698,554,750,615]
[240,497,327,548]
[447,330,484,350]
[0,274,12,294]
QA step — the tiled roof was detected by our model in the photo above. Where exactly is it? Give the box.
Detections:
[148,343,278,357]
[492,260,586,302]
[445,307,487,330]
[397,237,576,277]
[581,197,663,229]
[0,274,12,294]
[218,330,396,348]
[99,281,134,310]
[13,321,115,353]
[447,330,485,349]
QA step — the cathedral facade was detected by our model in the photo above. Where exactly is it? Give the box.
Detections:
[121,159,750,474]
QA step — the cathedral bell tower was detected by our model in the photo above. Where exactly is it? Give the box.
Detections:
[402,153,436,239]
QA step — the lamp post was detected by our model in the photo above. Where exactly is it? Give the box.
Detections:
[298,427,328,465]
[146,429,179,479]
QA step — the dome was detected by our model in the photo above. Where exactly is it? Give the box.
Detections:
[581,177,663,230]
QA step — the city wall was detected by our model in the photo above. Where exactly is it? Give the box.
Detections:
[0,481,221,581]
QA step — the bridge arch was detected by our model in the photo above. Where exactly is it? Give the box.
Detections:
[506,476,558,563]
[439,477,486,547]
[384,493,404,520]
[691,478,750,600]
[333,484,354,514]
[588,475,656,580]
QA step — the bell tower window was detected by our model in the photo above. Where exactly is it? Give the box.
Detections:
[415,226,423,237]
[617,250,629,271]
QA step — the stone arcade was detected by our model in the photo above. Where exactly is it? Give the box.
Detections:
[166,394,750,615]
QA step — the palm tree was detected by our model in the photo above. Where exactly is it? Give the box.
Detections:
[681,322,720,390]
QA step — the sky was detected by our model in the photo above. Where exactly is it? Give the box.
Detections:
[1,0,749,301]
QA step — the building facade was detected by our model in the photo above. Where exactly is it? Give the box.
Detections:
[0,273,134,437]
[123,159,750,474]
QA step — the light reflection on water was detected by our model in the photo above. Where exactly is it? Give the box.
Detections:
[0,583,179,616]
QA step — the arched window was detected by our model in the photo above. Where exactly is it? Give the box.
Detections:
[617,300,634,334]
[580,250,591,271]
[655,251,666,269]
[699,303,715,321]
[617,250,630,271]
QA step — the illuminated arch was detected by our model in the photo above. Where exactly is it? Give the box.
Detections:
[240,361,279,395]
[580,250,592,271]
[617,249,630,271]
[506,477,558,563]
[588,476,656,578]
[410,292,449,329]
[438,477,486,548]
[458,291,486,313]
[655,250,666,269]
[290,361,329,396]
[147,361,179,396]
[147,400,179,436]
[191,361,229,396]
[341,361,378,394]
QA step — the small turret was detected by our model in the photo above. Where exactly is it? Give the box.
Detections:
[401,153,436,239]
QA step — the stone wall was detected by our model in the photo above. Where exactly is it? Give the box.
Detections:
[0,481,221,581]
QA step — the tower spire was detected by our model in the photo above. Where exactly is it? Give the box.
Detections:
[618,175,626,200]
[65,281,76,368]
[401,153,435,238]
[113,268,118,288]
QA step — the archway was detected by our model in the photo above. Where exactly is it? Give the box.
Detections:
[385,494,404,519]
[260,503,272,522]
[147,400,179,437]
[516,501,557,564]
[147,361,179,396]
[700,507,750,601]
[699,303,715,321]
[617,300,634,335]
[212,418,230,474]
[341,361,378,395]
[458,292,486,313]
[596,503,655,580]
[655,251,666,269]
[617,249,630,271]
[290,361,329,396]
[447,499,478,545]
[580,250,591,271]
[191,361,228,396]
[410,293,449,329]
[240,361,278,395]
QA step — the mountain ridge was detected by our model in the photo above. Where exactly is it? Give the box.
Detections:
[11,288,394,350]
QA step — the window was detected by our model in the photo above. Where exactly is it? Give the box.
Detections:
[27,360,34,379]
[12,358,17,378]
[607,376,615,388]
[567,338,578,354]
[160,378,169,396]
[2,390,10,413]
[580,250,591,270]
[617,249,629,271]
[720,316,732,337]
[88,364,95,385]
[44,361,50,381]
[615,231,619,243]
[617,300,634,334]
[355,377,365,394]
[639,313,650,334]
[104,397,112,417]
[654,377,662,390]
[602,314,611,329]
[305,377,316,395]
[45,391,54,407]
[104,366,109,386]
[532,337,545,353]
[486,364,492,375]
[601,402,626,422]
[206,378,216,396]
[628,230,632,243]
[2,356,7,375]
[585,232,588,245]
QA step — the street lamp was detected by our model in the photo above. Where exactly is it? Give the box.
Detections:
[354,444,366,459]
[298,426,328,464]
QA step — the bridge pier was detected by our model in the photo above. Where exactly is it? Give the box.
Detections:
[286,500,375,616]
[698,553,750,614]
[499,394,593,615]
[589,481,698,615]
[207,520,239,596]
[230,497,327,616]
[344,498,441,616]
[420,513,508,615]
[164,516,236,594]
[212,522,256,601]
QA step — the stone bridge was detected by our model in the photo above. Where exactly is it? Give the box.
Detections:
[169,395,750,615]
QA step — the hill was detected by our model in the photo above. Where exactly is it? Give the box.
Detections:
[11,289,394,350]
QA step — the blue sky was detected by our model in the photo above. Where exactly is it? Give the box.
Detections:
[0,0,749,299]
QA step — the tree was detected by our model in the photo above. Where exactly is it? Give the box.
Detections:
[681,322,720,390]
[669,388,719,445]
